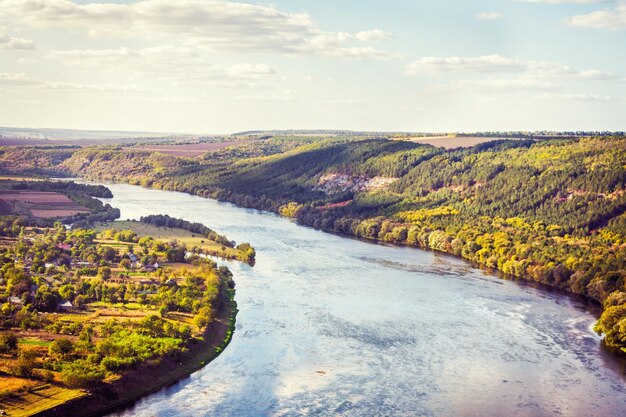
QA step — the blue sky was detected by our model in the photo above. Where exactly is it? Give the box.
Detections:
[0,0,624,133]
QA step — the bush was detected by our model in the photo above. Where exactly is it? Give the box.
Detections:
[49,338,74,360]
[60,360,105,388]
[0,332,18,354]
[13,348,37,377]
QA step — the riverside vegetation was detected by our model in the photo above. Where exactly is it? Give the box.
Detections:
[1,134,626,355]
[0,205,252,415]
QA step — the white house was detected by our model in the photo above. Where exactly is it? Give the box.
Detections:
[58,301,73,311]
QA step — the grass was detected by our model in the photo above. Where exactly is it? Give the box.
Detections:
[18,338,52,348]
[94,221,244,259]
[87,302,151,311]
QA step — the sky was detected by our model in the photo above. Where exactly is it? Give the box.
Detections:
[0,0,625,134]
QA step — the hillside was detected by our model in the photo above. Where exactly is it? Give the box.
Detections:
[1,135,626,354]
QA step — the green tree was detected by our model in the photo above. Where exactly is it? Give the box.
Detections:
[0,332,18,355]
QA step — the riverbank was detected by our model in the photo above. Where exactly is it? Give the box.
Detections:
[33,288,238,417]
[46,179,626,416]
[86,176,626,357]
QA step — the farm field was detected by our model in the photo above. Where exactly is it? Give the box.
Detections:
[0,190,89,218]
[0,380,85,417]
[400,135,511,149]
[130,141,243,157]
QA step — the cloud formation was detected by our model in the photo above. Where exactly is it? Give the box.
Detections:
[405,55,614,79]
[0,71,141,92]
[564,1,626,30]
[0,72,39,85]
[406,55,618,96]
[0,32,35,50]
[405,55,524,74]
[45,46,278,86]
[540,92,619,101]
[427,79,558,93]
[0,0,397,59]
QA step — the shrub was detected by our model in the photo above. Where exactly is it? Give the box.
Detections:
[60,360,105,388]
[0,332,18,354]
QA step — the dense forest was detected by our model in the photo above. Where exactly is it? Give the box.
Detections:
[10,180,113,198]
[1,135,626,354]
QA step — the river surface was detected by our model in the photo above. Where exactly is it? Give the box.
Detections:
[89,182,626,417]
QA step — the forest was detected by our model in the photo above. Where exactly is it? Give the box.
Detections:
[1,134,625,354]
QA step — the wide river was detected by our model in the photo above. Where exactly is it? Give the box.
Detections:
[90,182,625,417]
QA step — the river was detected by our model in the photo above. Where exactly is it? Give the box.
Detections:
[89,182,625,417]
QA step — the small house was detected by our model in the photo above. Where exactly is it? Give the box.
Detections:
[9,296,23,306]
[128,253,139,263]
[58,301,73,311]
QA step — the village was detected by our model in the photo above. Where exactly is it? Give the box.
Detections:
[0,216,243,416]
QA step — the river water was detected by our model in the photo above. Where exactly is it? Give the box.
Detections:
[91,182,625,417]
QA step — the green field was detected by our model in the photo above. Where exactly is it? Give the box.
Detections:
[94,221,244,260]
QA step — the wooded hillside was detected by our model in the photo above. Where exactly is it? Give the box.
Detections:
[1,135,625,353]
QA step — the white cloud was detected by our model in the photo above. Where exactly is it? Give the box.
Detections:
[405,55,524,74]
[225,63,275,79]
[0,72,39,85]
[233,91,294,101]
[427,78,558,92]
[540,92,620,101]
[0,0,397,59]
[564,2,626,30]
[0,32,35,50]
[44,81,143,93]
[476,12,504,21]
[46,46,279,86]
[354,29,392,41]
[17,58,38,64]
[0,72,143,93]
[405,54,614,80]
[408,55,618,95]
[576,69,615,80]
